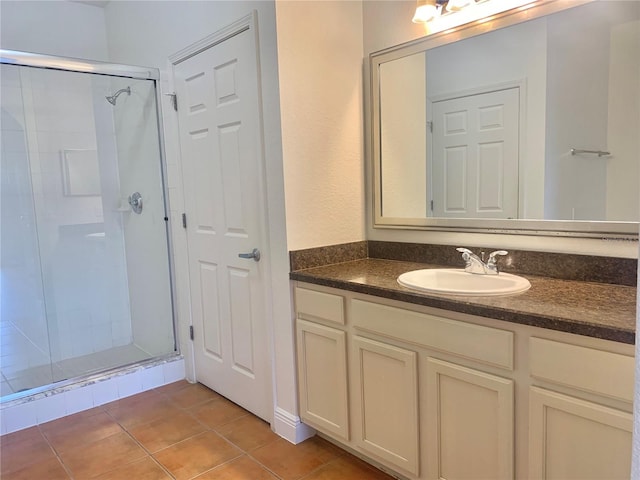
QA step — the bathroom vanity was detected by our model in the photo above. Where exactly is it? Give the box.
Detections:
[314,0,640,476]
[290,255,635,480]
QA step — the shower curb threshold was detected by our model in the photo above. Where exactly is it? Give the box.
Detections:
[1,353,184,409]
[1,353,186,435]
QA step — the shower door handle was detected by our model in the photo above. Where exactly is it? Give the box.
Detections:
[238,248,261,262]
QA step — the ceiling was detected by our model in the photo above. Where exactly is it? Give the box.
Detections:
[69,0,110,8]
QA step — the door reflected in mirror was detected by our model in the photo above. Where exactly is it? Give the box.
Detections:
[374,0,639,231]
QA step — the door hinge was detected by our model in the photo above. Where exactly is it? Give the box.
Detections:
[165,92,178,111]
[430,199,434,211]
[189,325,194,341]
[427,121,433,133]
[182,213,187,229]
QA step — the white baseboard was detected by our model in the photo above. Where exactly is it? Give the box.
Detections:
[273,406,316,444]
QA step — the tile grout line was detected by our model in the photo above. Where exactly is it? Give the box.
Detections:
[98,402,178,479]
[100,403,179,479]
[37,423,78,480]
[146,384,286,479]
[107,386,251,478]
[5,382,383,480]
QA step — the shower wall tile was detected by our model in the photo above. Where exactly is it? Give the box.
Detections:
[141,365,165,391]
[112,321,133,347]
[1,130,28,152]
[64,386,94,415]
[0,401,36,435]
[92,324,113,353]
[71,329,94,358]
[1,86,25,126]
[116,370,143,399]
[0,381,13,397]
[137,367,158,389]
[12,68,133,369]
[34,393,66,424]
[91,378,119,407]
[163,360,186,385]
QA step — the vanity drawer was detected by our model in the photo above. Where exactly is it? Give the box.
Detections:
[296,287,345,325]
[351,299,513,370]
[529,337,634,403]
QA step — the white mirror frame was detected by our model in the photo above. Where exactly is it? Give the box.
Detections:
[370,0,638,239]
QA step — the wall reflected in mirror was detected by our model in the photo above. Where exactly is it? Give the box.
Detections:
[378,1,639,224]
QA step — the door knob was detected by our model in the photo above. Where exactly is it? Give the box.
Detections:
[238,248,261,262]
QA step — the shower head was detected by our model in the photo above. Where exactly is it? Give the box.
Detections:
[106,86,131,105]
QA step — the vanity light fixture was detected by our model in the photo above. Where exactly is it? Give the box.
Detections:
[447,0,476,11]
[412,0,481,23]
[412,0,443,23]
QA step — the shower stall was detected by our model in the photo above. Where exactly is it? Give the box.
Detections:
[0,50,177,401]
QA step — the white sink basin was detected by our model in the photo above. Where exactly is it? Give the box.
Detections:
[398,268,531,296]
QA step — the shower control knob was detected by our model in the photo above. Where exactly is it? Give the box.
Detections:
[128,192,143,214]
[238,248,261,262]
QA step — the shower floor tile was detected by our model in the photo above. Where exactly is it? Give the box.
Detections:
[4,363,67,394]
[0,381,395,480]
[0,381,13,396]
[55,344,151,378]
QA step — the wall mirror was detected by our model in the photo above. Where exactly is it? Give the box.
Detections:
[371,0,639,237]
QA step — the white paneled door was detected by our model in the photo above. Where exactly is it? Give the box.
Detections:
[431,87,519,219]
[173,20,271,421]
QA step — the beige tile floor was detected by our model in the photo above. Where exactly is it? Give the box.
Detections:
[0,381,395,480]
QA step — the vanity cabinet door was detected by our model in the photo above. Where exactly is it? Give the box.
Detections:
[528,386,632,480]
[296,319,349,440]
[425,358,514,480]
[352,335,419,476]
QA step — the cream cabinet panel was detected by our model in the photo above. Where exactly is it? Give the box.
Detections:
[296,287,345,325]
[352,335,420,476]
[352,299,513,370]
[529,337,634,402]
[296,319,349,440]
[528,387,632,480]
[425,357,514,480]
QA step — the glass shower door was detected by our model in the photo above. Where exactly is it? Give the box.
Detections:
[1,63,55,396]
[0,60,175,400]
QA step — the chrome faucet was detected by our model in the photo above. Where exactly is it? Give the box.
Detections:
[456,248,508,275]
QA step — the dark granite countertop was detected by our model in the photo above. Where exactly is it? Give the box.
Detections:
[290,258,637,344]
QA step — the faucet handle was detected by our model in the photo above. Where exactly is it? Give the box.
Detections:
[487,250,508,271]
[456,247,474,255]
[488,250,508,260]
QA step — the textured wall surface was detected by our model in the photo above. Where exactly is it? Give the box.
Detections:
[276,1,365,250]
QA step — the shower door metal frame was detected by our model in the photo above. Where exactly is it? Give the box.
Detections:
[0,49,179,355]
[0,49,160,80]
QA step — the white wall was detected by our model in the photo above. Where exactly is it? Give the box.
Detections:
[0,1,108,60]
[380,53,427,218]
[544,3,609,221]
[607,19,640,222]
[276,0,365,251]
